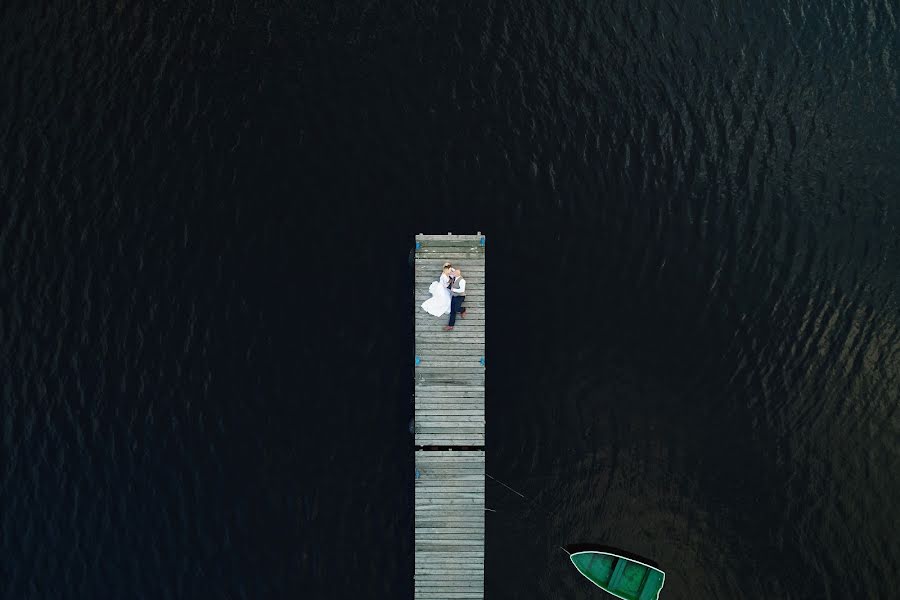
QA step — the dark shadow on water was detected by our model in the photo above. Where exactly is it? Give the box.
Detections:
[564,543,662,570]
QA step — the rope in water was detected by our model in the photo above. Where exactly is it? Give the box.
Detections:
[485,472,570,555]
[485,472,562,523]
[486,473,526,498]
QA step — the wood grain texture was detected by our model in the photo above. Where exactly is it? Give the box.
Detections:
[414,234,484,600]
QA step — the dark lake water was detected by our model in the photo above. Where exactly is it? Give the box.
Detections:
[2,1,898,598]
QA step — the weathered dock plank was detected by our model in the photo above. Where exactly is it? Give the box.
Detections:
[414,232,485,600]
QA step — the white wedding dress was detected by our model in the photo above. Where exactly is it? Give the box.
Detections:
[421,273,452,316]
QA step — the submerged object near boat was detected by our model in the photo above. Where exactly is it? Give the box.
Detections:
[569,550,665,600]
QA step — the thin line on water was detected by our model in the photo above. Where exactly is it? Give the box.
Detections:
[486,472,526,499]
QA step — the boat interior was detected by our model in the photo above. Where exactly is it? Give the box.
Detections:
[574,553,664,600]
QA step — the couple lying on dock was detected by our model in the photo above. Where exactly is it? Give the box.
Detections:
[421,262,467,330]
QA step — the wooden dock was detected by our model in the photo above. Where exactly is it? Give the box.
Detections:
[414,233,485,600]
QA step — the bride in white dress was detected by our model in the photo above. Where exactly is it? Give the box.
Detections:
[421,263,454,316]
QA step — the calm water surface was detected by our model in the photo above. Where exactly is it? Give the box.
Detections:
[1,1,898,598]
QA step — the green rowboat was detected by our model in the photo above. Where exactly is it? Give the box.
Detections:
[569,550,665,600]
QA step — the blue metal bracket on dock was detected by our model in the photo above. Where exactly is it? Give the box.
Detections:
[415,356,421,366]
